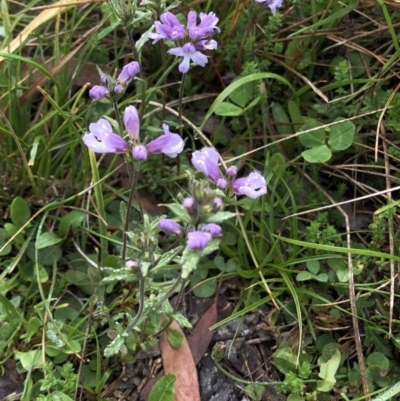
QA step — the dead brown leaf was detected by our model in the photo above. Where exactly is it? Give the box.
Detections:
[159,319,200,401]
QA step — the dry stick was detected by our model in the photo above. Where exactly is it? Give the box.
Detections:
[295,166,370,398]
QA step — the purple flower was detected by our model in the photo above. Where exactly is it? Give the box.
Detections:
[197,39,218,51]
[183,197,196,211]
[187,11,220,41]
[232,171,267,199]
[132,145,147,161]
[118,61,140,84]
[148,11,186,43]
[100,74,109,84]
[168,43,208,73]
[217,178,227,189]
[146,124,184,158]
[191,147,221,183]
[89,85,108,100]
[255,0,283,15]
[213,197,223,208]
[186,231,212,251]
[202,223,222,237]
[226,166,238,178]
[159,218,183,235]
[82,119,129,154]
[124,106,140,140]
[114,84,124,94]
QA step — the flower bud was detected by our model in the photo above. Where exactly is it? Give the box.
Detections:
[183,197,196,211]
[213,197,223,209]
[226,165,238,178]
[124,105,140,140]
[89,85,108,100]
[159,218,183,235]
[217,178,227,189]
[186,231,211,251]
[100,74,109,84]
[118,61,140,84]
[202,223,222,237]
[132,145,148,161]
[114,84,124,94]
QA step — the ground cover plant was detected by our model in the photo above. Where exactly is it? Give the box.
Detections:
[2,0,400,400]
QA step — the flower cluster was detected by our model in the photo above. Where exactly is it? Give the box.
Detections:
[89,61,140,101]
[148,11,220,73]
[159,218,222,251]
[191,147,267,199]
[82,105,184,161]
[255,0,283,15]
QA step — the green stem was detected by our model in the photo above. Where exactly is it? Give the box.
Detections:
[125,276,145,333]
[177,73,186,176]
[88,151,108,264]
[154,273,183,309]
[126,30,146,119]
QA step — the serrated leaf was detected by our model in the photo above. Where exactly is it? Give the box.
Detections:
[213,101,243,117]
[302,145,332,163]
[11,197,31,229]
[206,211,235,223]
[328,120,355,151]
[163,204,191,223]
[154,246,184,271]
[35,232,63,249]
[148,374,176,401]
[298,120,326,148]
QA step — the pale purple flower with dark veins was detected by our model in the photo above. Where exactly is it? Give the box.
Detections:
[148,11,186,43]
[83,119,129,154]
[232,171,267,199]
[118,61,140,84]
[187,231,212,251]
[168,43,208,73]
[255,0,283,15]
[202,223,222,237]
[187,11,220,41]
[146,124,184,158]
[159,218,183,235]
[124,105,140,140]
[197,39,218,51]
[132,145,147,161]
[89,85,108,100]
[191,147,221,183]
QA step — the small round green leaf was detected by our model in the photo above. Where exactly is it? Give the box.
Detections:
[298,120,326,148]
[10,197,31,229]
[302,145,332,163]
[328,120,355,151]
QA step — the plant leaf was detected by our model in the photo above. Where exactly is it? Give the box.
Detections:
[302,145,332,163]
[148,375,176,401]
